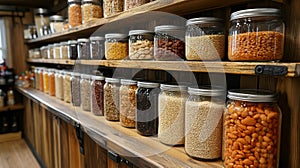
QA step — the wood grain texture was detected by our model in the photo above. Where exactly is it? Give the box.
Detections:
[23,98,34,145]
[0,132,21,143]
[32,102,41,157]
[60,119,69,168]
[68,124,82,168]
[0,104,24,113]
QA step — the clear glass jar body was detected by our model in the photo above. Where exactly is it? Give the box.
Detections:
[103,0,123,17]
[50,16,64,33]
[228,9,284,61]
[71,73,81,106]
[33,49,41,59]
[34,69,40,90]
[82,1,103,23]
[158,85,187,145]
[105,34,128,60]
[34,9,50,37]
[154,26,185,60]
[48,45,54,59]
[124,0,149,11]
[77,39,90,60]
[119,80,137,128]
[81,75,91,111]
[129,30,154,60]
[55,71,64,100]
[90,37,105,59]
[63,72,71,103]
[48,70,55,96]
[39,69,44,92]
[68,40,78,60]
[91,76,105,116]
[60,42,69,59]
[68,1,82,27]
[40,46,48,59]
[136,82,160,136]
[186,18,225,61]
[53,43,61,59]
[43,70,49,94]
[224,90,281,168]
[103,0,113,17]
[104,78,120,121]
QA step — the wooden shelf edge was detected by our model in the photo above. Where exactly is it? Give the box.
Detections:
[0,131,22,143]
[0,104,25,113]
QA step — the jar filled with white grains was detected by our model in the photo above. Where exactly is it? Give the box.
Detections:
[80,74,91,111]
[53,43,61,59]
[60,41,69,59]
[50,15,64,33]
[55,70,64,100]
[104,78,120,121]
[63,71,72,103]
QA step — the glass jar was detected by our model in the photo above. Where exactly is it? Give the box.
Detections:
[34,8,50,37]
[60,41,69,59]
[90,36,105,60]
[82,0,103,23]
[129,30,154,60]
[43,69,49,94]
[68,40,78,60]
[112,0,124,14]
[33,48,41,59]
[48,69,56,96]
[34,68,40,90]
[81,74,91,111]
[53,43,61,59]
[104,78,120,121]
[136,82,160,136]
[77,38,90,60]
[48,44,54,59]
[124,0,149,11]
[40,46,48,59]
[63,71,72,103]
[228,8,284,61]
[185,86,224,160]
[38,68,44,92]
[68,0,82,28]
[186,17,225,61]
[55,70,64,100]
[91,75,105,116]
[154,25,185,60]
[103,0,112,17]
[120,79,137,128]
[105,33,128,60]
[50,15,64,33]
[71,73,81,106]
[224,89,281,168]
[29,25,38,39]
[158,84,187,145]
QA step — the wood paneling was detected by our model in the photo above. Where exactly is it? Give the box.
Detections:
[68,124,83,168]
[23,98,34,145]
[60,119,70,168]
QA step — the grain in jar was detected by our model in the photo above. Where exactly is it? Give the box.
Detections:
[91,75,105,116]
[104,78,120,121]
[71,73,81,106]
[39,68,44,92]
[120,79,137,128]
[129,30,154,60]
[224,89,281,168]
[90,36,105,59]
[185,87,224,160]
[185,17,225,61]
[158,84,187,145]
[77,38,90,60]
[136,82,160,136]
[103,0,112,17]
[105,33,128,60]
[82,0,103,23]
[40,46,48,59]
[60,41,69,59]
[43,69,49,94]
[53,43,61,59]
[81,74,91,111]
[48,44,54,59]
[48,69,56,96]
[33,48,41,59]
[124,0,149,11]
[34,68,40,90]
[50,15,64,33]
[228,8,284,61]
[55,70,64,100]
[68,40,78,60]
[68,0,82,28]
[63,71,72,103]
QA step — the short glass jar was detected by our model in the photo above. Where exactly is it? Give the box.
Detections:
[154,25,185,60]
[48,44,54,59]
[60,41,69,59]
[63,71,72,103]
[38,68,44,92]
[50,15,64,33]
[129,30,154,60]
[90,36,105,60]
[33,48,41,59]
[105,33,128,60]
[81,74,91,111]
[71,73,81,106]
[48,69,56,96]
[53,43,61,59]
[82,0,103,23]
[119,79,137,128]
[104,78,120,121]
[55,70,64,100]
[185,86,225,160]
[68,0,82,28]
[124,0,149,11]
[224,89,281,168]
[77,38,90,60]
[91,75,105,116]
[228,8,284,61]
[186,17,225,61]
[136,82,160,136]
[40,46,48,59]
[68,40,78,60]
[43,69,49,94]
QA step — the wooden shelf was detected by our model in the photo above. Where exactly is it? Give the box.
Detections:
[0,104,25,113]
[17,87,223,168]
[27,59,75,65]
[0,131,22,143]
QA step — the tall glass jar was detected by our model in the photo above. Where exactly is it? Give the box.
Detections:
[34,68,40,90]
[40,46,48,59]
[43,69,49,94]
[136,82,160,136]
[48,69,56,96]
[103,0,112,17]
[224,89,281,168]
[48,44,54,59]
[63,71,72,103]
[186,17,225,61]
[91,75,105,116]
[68,40,78,60]
[185,86,225,160]
[77,38,90,60]
[105,33,128,60]
[71,73,81,106]
[38,68,44,92]
[120,79,137,128]
[129,30,154,60]
[53,43,61,59]
[104,78,120,121]
[82,0,103,23]
[55,70,64,100]
[60,41,69,59]
[68,0,82,28]
[81,74,91,111]
[34,8,50,37]
[154,25,185,60]
[90,36,105,60]
[124,0,149,11]
[228,8,284,61]
[158,84,187,145]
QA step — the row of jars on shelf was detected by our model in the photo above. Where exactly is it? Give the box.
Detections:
[33,67,282,167]
[30,8,285,61]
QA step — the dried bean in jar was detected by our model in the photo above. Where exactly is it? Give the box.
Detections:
[91,75,105,116]
[104,78,120,121]
[71,73,81,106]
[80,74,91,111]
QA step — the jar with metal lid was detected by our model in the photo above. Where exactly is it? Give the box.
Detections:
[186,17,225,61]
[136,82,160,136]
[60,41,69,59]
[40,46,48,59]
[90,36,105,60]
[105,33,128,60]
[81,74,91,111]
[34,68,40,90]
[63,71,72,103]
[91,75,105,116]
[53,43,61,59]
[158,84,187,145]
[68,40,78,60]
[119,79,137,128]
[154,25,185,60]
[43,69,49,94]
[48,69,56,96]
[129,30,154,60]
[124,0,149,11]
[77,38,90,60]
[55,70,64,100]
[185,86,225,160]
[228,8,284,61]
[34,8,50,37]
[50,15,64,33]
[104,78,120,121]
[48,44,54,59]
[71,73,81,106]
[68,0,82,28]
[224,89,281,168]
[38,68,44,91]
[82,0,103,23]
